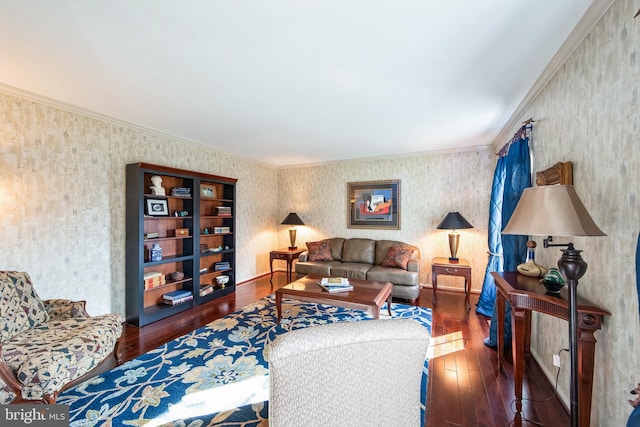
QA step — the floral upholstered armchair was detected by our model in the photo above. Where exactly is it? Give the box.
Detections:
[0,271,123,403]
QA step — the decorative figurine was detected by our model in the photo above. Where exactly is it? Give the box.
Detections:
[517,240,548,278]
[150,175,166,195]
[150,243,162,262]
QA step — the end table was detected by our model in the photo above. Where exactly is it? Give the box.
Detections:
[270,247,305,283]
[431,257,471,308]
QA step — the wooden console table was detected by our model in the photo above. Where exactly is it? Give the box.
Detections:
[492,272,610,427]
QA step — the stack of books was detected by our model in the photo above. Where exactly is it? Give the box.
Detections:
[162,289,193,305]
[171,187,191,197]
[214,261,230,271]
[318,277,353,293]
[217,206,232,217]
[144,272,165,290]
[199,284,214,297]
[213,226,231,234]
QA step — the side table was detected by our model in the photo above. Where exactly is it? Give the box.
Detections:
[492,271,610,427]
[270,247,305,283]
[431,257,471,307]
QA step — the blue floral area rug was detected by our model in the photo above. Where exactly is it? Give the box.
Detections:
[59,295,432,426]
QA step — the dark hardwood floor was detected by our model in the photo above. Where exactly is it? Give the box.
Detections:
[112,272,570,427]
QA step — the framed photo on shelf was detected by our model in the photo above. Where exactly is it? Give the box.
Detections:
[347,180,400,229]
[201,186,216,199]
[146,198,169,216]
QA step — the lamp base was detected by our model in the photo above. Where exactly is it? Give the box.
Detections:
[448,232,460,263]
[288,228,297,251]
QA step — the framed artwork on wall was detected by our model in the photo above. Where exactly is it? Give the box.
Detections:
[347,180,400,229]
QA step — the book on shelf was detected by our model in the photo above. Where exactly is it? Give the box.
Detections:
[318,282,353,293]
[199,284,214,297]
[163,294,193,306]
[143,271,165,289]
[171,187,191,197]
[163,290,192,300]
[216,206,232,217]
[214,261,230,271]
[320,277,350,285]
[213,226,231,234]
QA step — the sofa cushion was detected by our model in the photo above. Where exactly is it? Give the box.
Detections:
[367,265,419,286]
[342,239,376,264]
[331,263,373,280]
[306,240,333,262]
[382,245,413,270]
[325,237,346,261]
[295,261,342,277]
[0,271,49,344]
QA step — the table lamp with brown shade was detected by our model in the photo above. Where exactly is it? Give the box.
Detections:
[436,211,473,263]
[501,184,605,427]
[281,212,305,250]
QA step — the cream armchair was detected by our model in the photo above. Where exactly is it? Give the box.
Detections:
[268,319,430,427]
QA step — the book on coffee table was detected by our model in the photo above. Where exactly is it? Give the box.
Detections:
[320,277,350,285]
[318,282,353,293]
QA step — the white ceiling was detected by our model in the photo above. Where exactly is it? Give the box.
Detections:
[0,1,613,167]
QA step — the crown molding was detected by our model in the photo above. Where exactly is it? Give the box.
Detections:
[0,83,278,169]
[491,0,617,152]
[278,145,492,170]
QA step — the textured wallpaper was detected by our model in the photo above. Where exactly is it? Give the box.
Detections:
[277,150,494,290]
[1,86,495,318]
[493,0,639,424]
[0,93,280,316]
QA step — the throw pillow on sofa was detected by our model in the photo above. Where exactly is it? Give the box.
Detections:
[306,240,333,262]
[382,246,412,270]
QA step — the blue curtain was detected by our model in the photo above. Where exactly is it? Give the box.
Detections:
[475,158,506,317]
[476,132,531,345]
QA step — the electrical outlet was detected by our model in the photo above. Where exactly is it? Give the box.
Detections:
[553,354,561,368]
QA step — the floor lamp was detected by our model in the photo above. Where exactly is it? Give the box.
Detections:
[501,185,605,427]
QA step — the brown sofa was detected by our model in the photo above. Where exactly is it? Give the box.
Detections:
[295,238,420,302]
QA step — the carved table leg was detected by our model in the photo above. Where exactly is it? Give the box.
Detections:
[578,312,602,427]
[432,269,438,306]
[497,292,505,372]
[511,307,528,416]
[276,291,283,323]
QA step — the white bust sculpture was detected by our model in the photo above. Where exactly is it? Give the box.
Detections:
[149,175,166,195]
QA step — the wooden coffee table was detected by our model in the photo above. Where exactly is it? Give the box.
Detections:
[275,275,393,322]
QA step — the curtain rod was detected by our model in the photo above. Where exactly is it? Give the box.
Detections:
[496,118,534,157]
